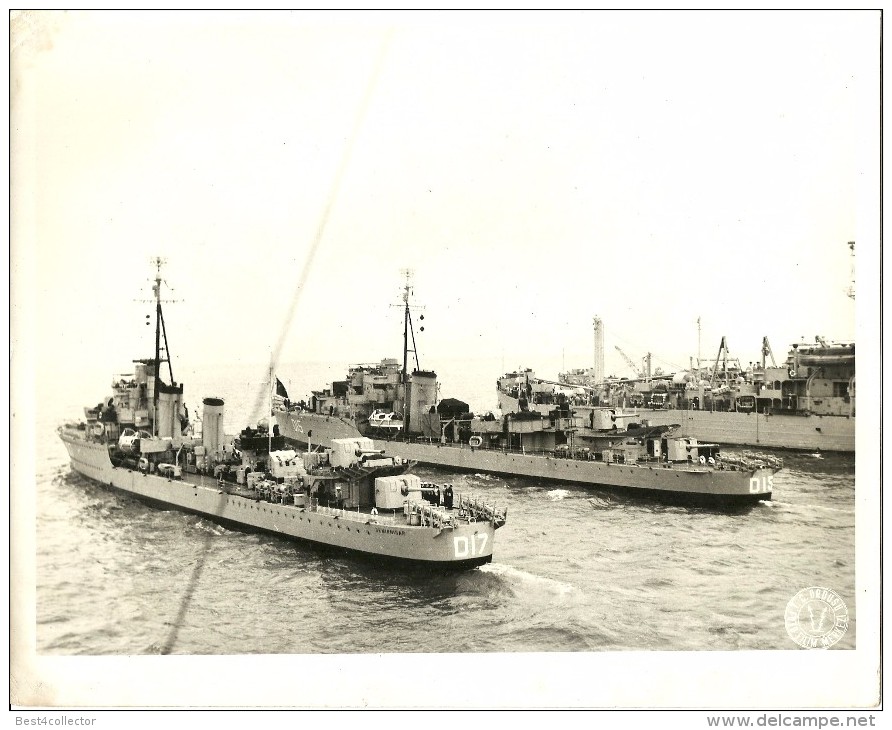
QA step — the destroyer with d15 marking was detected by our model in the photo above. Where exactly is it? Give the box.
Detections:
[275,276,782,507]
[380,369,781,507]
[58,260,507,570]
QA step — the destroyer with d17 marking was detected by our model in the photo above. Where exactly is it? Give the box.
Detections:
[58,260,507,570]
[275,276,782,507]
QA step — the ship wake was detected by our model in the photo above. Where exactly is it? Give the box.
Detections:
[479,562,576,597]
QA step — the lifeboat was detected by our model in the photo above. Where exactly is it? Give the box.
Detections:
[796,345,855,367]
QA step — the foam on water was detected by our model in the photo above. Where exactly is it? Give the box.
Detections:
[587,496,613,509]
[759,499,854,516]
[479,562,577,596]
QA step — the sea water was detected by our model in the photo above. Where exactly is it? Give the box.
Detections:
[32,358,857,655]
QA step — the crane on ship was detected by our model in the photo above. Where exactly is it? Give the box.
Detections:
[708,337,730,389]
[614,346,654,383]
[615,346,643,379]
[760,336,777,369]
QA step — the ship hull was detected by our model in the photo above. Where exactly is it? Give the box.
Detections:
[275,409,362,448]
[637,409,855,453]
[59,431,496,569]
[372,440,774,507]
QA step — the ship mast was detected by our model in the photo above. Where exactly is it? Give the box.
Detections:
[147,256,177,437]
[401,270,411,393]
[697,316,701,371]
[268,356,274,455]
[153,261,162,437]
[397,269,424,434]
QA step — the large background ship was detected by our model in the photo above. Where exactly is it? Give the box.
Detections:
[59,260,507,570]
[559,323,855,453]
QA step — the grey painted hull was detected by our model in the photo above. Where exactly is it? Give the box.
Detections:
[372,440,774,506]
[637,409,855,453]
[59,430,497,568]
[274,409,362,449]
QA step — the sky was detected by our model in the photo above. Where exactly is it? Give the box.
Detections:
[11,9,878,393]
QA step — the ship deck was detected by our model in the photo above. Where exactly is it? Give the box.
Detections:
[58,428,505,567]
[372,438,776,507]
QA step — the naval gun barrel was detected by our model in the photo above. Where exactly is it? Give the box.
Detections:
[400,482,441,496]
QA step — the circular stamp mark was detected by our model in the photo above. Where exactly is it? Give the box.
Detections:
[785,587,849,649]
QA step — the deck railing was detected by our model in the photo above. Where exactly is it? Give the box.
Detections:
[382,435,780,472]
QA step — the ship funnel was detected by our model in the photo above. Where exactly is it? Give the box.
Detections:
[202,397,226,456]
[407,370,438,435]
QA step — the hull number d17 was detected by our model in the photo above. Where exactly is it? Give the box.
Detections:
[454,533,489,558]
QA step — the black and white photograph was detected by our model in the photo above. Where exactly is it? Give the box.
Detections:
[10,9,881,717]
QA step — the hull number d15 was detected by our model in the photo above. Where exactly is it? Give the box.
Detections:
[749,475,774,493]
